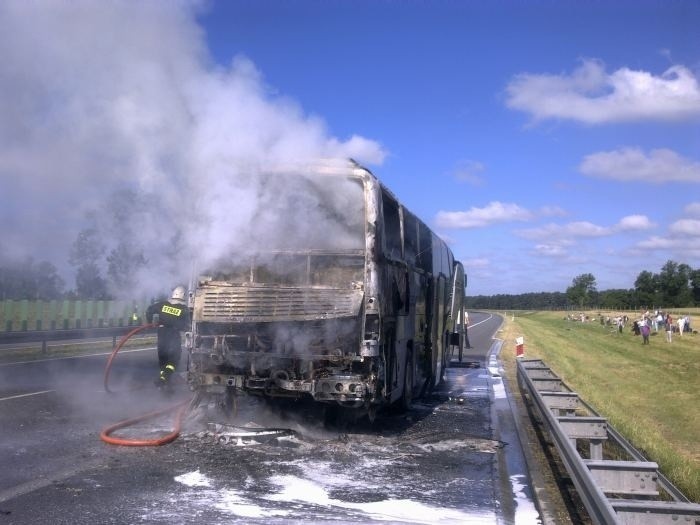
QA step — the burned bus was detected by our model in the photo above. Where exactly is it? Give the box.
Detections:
[186,160,467,417]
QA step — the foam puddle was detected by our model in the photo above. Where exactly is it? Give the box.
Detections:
[266,474,496,524]
[174,470,211,487]
[170,467,498,523]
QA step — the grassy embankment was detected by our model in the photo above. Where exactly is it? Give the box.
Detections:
[497,309,700,503]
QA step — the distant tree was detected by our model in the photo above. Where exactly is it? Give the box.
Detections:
[599,289,635,310]
[465,291,568,310]
[74,265,110,299]
[0,261,26,299]
[566,273,597,308]
[70,227,109,299]
[691,269,700,306]
[101,189,151,294]
[0,258,65,300]
[106,241,147,292]
[657,260,692,307]
[462,262,700,310]
[34,261,65,299]
[634,270,659,308]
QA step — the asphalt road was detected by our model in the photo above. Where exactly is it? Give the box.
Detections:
[0,312,540,525]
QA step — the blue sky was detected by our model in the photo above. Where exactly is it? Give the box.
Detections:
[198,1,700,295]
[1,1,699,297]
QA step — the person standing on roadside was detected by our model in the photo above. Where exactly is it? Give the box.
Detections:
[641,322,650,345]
[677,316,686,336]
[665,313,673,343]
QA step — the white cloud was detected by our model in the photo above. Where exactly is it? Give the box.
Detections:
[518,215,654,241]
[579,148,700,183]
[636,236,676,250]
[669,219,700,236]
[633,215,700,259]
[684,202,700,216]
[617,215,656,231]
[635,235,700,258]
[518,221,610,240]
[505,59,700,123]
[435,201,533,229]
[534,244,569,258]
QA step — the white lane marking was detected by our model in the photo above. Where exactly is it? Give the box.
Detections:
[0,390,55,402]
[0,347,155,367]
[467,312,494,329]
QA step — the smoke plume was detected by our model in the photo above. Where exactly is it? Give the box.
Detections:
[0,1,386,299]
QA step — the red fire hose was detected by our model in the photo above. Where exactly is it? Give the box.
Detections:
[101,322,192,446]
[103,323,156,394]
[99,399,190,446]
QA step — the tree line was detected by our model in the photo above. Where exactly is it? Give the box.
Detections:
[0,189,156,301]
[1,230,145,301]
[0,239,144,300]
[465,260,700,310]
[2,248,699,309]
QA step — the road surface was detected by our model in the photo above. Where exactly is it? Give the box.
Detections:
[0,312,541,524]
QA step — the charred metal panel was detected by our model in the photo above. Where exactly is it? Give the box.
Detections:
[195,283,363,323]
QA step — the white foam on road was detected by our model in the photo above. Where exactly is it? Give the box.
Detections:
[266,473,496,524]
[174,469,211,487]
[510,474,543,525]
[168,466,498,524]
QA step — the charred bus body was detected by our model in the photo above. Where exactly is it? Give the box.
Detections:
[186,160,467,415]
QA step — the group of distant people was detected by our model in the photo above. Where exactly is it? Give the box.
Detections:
[643,310,692,343]
[603,310,693,344]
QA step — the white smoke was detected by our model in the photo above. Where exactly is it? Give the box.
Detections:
[0,1,386,298]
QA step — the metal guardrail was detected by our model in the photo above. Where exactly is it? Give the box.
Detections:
[517,358,700,525]
[0,326,156,353]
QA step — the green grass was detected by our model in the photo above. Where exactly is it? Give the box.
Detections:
[499,310,700,503]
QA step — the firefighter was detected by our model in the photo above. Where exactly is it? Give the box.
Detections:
[145,285,191,388]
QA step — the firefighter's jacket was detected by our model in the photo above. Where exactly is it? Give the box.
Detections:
[146,300,190,330]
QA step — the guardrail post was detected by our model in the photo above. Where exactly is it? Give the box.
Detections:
[585,460,659,497]
[524,366,558,379]
[531,378,563,392]
[541,392,580,416]
[41,338,47,354]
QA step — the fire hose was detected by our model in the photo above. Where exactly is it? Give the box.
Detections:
[103,323,155,394]
[99,400,190,446]
[101,322,192,446]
